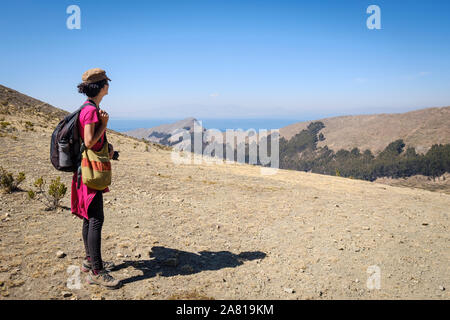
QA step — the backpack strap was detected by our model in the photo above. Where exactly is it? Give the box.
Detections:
[76,101,96,189]
[76,101,108,190]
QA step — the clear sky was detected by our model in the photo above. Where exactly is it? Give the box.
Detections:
[1,0,449,120]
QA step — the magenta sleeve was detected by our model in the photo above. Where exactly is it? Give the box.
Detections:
[82,107,99,125]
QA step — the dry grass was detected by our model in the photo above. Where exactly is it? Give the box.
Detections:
[279,106,450,156]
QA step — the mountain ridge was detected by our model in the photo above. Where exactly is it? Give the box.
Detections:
[279,106,450,155]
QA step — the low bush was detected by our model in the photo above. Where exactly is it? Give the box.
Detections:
[28,176,67,211]
[0,167,25,193]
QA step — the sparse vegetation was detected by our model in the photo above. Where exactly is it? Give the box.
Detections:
[28,176,67,211]
[24,121,34,131]
[0,121,11,128]
[0,104,11,115]
[0,167,25,193]
[271,122,450,182]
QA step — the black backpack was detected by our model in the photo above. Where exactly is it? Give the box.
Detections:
[50,101,95,172]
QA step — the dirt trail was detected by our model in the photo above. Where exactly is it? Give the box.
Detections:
[0,113,449,299]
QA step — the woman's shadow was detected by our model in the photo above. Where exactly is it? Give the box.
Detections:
[114,246,266,285]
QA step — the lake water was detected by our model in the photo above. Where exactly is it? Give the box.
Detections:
[108,118,306,133]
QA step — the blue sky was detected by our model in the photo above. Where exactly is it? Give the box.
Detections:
[1,0,449,120]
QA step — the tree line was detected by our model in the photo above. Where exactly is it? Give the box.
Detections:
[274,121,450,182]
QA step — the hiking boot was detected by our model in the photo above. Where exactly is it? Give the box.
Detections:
[81,258,116,273]
[86,269,121,290]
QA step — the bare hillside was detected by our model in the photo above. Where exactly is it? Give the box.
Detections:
[0,101,449,300]
[280,106,450,155]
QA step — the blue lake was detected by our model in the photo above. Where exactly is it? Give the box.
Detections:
[108,118,307,133]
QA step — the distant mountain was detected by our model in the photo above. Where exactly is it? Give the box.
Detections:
[125,117,207,146]
[279,106,450,155]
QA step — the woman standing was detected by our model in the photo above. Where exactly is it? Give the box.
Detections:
[71,68,121,289]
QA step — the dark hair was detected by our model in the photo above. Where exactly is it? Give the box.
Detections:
[77,79,109,98]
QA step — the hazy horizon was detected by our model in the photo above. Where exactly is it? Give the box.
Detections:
[1,1,449,119]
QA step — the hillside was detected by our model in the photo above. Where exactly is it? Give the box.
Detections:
[279,107,450,155]
[0,86,449,300]
[0,85,69,121]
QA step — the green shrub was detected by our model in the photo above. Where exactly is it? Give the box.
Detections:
[0,167,25,193]
[24,121,34,131]
[29,176,67,211]
[48,177,67,206]
[27,190,36,199]
[0,121,11,128]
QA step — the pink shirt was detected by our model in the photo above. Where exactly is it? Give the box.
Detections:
[71,100,110,220]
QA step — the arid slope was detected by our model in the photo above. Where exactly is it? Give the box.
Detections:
[0,107,449,300]
[280,106,450,155]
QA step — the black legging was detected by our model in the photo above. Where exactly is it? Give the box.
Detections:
[82,191,104,270]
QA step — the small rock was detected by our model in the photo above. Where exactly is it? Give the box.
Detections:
[117,253,124,258]
[422,223,429,226]
[134,253,141,258]
[355,279,360,283]
[439,286,445,291]
[335,204,339,207]
[4,213,10,218]
[284,288,295,294]
[362,226,370,230]
[56,251,66,258]
[62,291,72,298]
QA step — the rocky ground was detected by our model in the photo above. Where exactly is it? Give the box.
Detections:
[0,111,449,300]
